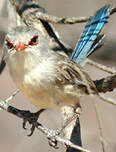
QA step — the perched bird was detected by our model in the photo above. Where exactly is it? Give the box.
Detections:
[0,5,110,110]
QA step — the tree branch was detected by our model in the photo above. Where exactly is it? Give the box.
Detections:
[87,59,116,74]
[8,0,116,24]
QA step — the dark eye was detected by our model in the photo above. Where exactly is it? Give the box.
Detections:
[29,35,39,46]
[6,39,14,49]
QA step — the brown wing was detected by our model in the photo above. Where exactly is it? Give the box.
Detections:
[56,59,98,95]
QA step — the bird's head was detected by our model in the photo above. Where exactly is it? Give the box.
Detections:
[0,26,50,74]
[4,26,49,55]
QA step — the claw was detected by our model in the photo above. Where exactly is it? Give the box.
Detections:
[7,106,45,136]
[23,118,28,130]
[21,109,45,136]
[28,124,36,136]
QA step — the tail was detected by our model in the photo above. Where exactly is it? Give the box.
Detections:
[71,5,110,66]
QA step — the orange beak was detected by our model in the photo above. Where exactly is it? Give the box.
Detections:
[15,43,27,52]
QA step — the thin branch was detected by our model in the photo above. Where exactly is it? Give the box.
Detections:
[8,1,116,25]
[0,90,19,110]
[26,6,116,24]
[23,12,90,24]
[86,59,116,74]
[5,90,19,103]
[23,6,116,24]
[99,94,116,106]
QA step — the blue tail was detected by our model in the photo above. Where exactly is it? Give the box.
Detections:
[71,5,110,66]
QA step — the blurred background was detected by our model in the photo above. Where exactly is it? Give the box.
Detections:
[0,0,116,152]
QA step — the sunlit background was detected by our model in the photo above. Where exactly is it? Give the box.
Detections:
[0,0,116,152]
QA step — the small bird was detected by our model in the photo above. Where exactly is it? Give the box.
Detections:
[0,5,110,110]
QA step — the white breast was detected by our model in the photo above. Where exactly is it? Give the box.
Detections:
[7,51,78,108]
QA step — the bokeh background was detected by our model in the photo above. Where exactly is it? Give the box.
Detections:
[0,0,116,152]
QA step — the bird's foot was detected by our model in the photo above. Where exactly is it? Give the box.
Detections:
[7,106,45,136]
[22,109,45,136]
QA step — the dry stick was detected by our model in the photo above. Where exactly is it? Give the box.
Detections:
[8,1,116,24]
[0,94,90,152]
[5,90,19,103]
[99,94,116,106]
[86,59,116,74]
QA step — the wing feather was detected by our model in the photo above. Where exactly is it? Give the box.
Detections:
[56,59,98,95]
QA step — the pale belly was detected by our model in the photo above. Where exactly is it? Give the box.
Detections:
[7,55,79,109]
[19,83,79,109]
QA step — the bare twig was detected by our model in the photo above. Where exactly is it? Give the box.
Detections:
[8,1,116,25]
[23,11,91,24]
[86,59,116,74]
[99,94,116,105]
[0,90,19,110]
[5,89,19,103]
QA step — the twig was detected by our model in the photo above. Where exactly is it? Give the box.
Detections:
[26,6,116,24]
[5,89,19,103]
[99,94,116,106]
[8,1,116,25]
[86,59,116,74]
[23,11,91,24]
[0,96,90,152]
[0,90,19,110]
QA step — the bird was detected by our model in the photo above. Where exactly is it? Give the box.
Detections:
[0,5,110,110]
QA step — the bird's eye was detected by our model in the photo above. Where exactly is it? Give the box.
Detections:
[29,35,39,46]
[6,39,14,49]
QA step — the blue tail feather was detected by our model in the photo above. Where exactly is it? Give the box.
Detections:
[71,5,110,66]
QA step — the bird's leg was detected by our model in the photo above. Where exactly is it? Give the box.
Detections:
[60,105,81,132]
[7,106,45,136]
